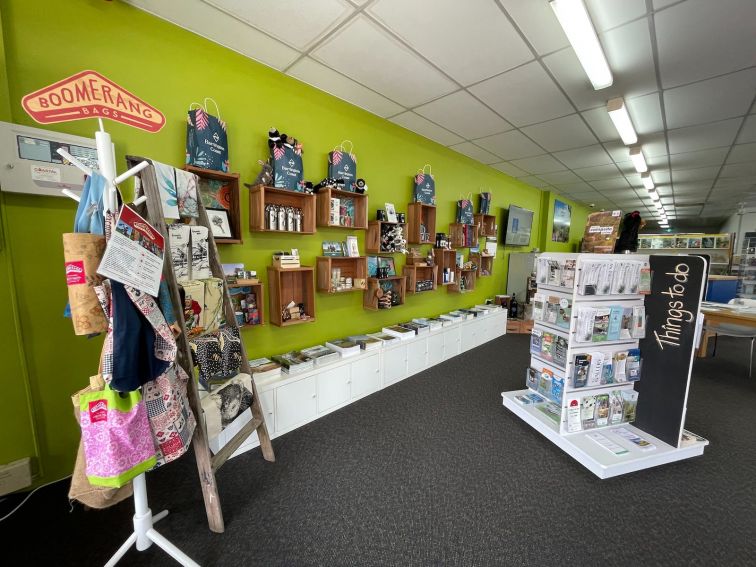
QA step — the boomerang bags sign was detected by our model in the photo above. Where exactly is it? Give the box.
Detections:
[22,70,165,133]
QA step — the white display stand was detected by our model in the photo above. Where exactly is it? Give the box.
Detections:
[502,252,708,479]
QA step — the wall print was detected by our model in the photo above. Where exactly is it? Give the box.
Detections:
[207,208,233,238]
[552,199,572,243]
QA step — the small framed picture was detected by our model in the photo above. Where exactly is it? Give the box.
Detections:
[290,248,299,257]
[367,256,379,277]
[384,202,397,223]
[346,235,359,257]
[322,241,342,257]
[207,209,233,239]
[378,256,396,276]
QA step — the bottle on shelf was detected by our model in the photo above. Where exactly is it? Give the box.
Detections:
[509,293,519,320]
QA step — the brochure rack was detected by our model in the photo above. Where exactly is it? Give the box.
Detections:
[502,252,709,479]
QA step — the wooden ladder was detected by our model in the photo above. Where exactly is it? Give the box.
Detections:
[127,155,275,533]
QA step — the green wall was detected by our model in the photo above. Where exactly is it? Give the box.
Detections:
[0,0,589,484]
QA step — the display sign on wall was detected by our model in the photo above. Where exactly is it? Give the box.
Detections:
[21,70,165,133]
[551,199,572,243]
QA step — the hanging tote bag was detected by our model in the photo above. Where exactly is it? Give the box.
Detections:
[328,140,357,189]
[479,191,492,214]
[186,98,229,172]
[456,193,474,224]
[413,165,436,205]
[78,384,157,488]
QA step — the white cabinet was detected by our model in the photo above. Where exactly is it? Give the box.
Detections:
[477,317,492,345]
[317,365,351,413]
[443,326,461,360]
[461,323,478,351]
[350,353,381,400]
[383,344,407,386]
[276,375,317,432]
[259,389,275,433]
[407,338,428,375]
[427,332,445,367]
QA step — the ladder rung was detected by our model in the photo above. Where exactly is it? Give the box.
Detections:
[211,417,263,473]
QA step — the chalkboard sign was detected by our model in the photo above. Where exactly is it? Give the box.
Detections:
[634,255,706,447]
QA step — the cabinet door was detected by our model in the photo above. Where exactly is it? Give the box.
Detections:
[427,332,445,366]
[383,344,408,386]
[317,365,351,413]
[443,327,461,360]
[477,317,492,345]
[350,353,381,400]
[495,312,508,337]
[276,376,317,432]
[259,388,276,433]
[460,323,478,351]
[407,338,428,375]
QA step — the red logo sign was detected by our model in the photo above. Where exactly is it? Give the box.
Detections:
[22,70,165,133]
[65,260,86,285]
[89,400,108,423]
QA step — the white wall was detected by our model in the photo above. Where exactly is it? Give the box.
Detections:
[721,208,756,252]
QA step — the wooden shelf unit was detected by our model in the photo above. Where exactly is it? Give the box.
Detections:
[403,264,438,294]
[432,247,457,286]
[227,280,265,327]
[449,223,478,248]
[315,187,368,229]
[363,276,407,311]
[473,214,497,238]
[448,268,476,294]
[316,256,368,293]
[267,266,316,326]
[248,184,316,234]
[470,252,494,277]
[407,202,436,244]
[185,165,242,244]
[367,220,406,253]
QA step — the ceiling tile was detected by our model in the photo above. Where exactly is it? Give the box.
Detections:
[626,92,664,136]
[585,0,648,32]
[604,141,631,163]
[205,0,353,50]
[713,178,756,191]
[615,161,639,175]
[537,170,583,185]
[499,0,569,55]
[553,144,613,169]
[581,107,618,142]
[667,119,741,154]
[673,180,714,193]
[672,166,720,182]
[668,147,729,169]
[510,154,566,174]
[720,163,756,178]
[555,182,595,193]
[473,130,544,160]
[663,68,756,129]
[126,0,300,69]
[468,61,574,127]
[491,162,529,178]
[521,114,597,152]
[311,16,456,106]
[652,169,671,184]
[516,175,551,189]
[448,142,501,164]
[389,111,464,146]
[655,0,756,88]
[737,116,756,144]
[414,90,513,139]
[367,0,533,85]
[287,57,404,117]
[590,177,631,191]
[653,0,682,9]
[573,163,621,181]
[727,143,756,164]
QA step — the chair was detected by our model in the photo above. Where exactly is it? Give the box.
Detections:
[706,298,756,377]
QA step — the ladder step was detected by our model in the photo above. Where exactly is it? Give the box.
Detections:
[210,417,263,473]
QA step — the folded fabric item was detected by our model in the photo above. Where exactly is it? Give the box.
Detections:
[74,171,106,235]
[190,325,242,390]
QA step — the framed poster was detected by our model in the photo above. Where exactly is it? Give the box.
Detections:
[551,199,572,243]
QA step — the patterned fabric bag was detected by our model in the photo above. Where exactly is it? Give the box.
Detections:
[190,325,242,390]
[456,195,474,224]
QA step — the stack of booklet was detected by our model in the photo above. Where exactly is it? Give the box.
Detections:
[248,357,281,380]
[366,331,399,345]
[325,339,362,357]
[301,345,341,366]
[347,334,383,351]
[272,351,314,375]
[382,325,415,340]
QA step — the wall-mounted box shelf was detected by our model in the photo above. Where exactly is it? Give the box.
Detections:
[470,252,494,277]
[473,214,497,238]
[433,247,457,286]
[403,264,438,294]
[267,266,316,326]
[316,188,367,229]
[448,268,476,294]
[363,276,407,311]
[367,221,406,254]
[449,223,478,248]
[316,256,368,293]
[407,202,436,244]
[248,184,316,234]
[185,165,242,244]
[228,280,265,327]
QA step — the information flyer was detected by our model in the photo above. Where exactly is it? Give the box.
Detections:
[98,205,164,296]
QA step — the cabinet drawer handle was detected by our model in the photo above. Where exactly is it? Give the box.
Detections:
[346,380,351,384]
[375,369,380,373]
[311,394,316,398]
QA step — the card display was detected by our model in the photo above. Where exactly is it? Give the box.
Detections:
[575,305,645,343]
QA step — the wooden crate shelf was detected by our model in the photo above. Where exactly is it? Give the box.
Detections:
[432,247,457,286]
[267,266,316,326]
[247,184,316,234]
[403,264,438,294]
[227,281,265,327]
[363,276,407,311]
[407,202,436,244]
[473,214,497,238]
[367,220,406,253]
[449,223,478,248]
[470,252,494,277]
[316,256,368,293]
[185,165,242,244]
[448,268,476,294]
[315,188,367,229]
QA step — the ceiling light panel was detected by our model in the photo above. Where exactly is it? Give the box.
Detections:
[606,97,637,144]
[629,146,648,173]
[641,172,654,190]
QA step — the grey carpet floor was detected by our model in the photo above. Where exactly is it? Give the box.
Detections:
[4,334,756,566]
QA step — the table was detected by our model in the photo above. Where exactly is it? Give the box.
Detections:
[697,302,756,357]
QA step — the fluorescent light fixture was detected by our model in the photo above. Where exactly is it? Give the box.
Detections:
[655,201,664,210]
[641,172,654,190]
[629,147,648,173]
[649,190,660,201]
[607,98,637,145]
[550,0,613,90]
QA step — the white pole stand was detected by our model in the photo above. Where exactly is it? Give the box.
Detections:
[104,473,200,567]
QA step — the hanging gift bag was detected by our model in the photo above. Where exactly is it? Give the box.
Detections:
[479,191,492,214]
[456,194,474,224]
[186,98,229,172]
[328,140,357,189]
[271,139,303,191]
[413,165,436,205]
